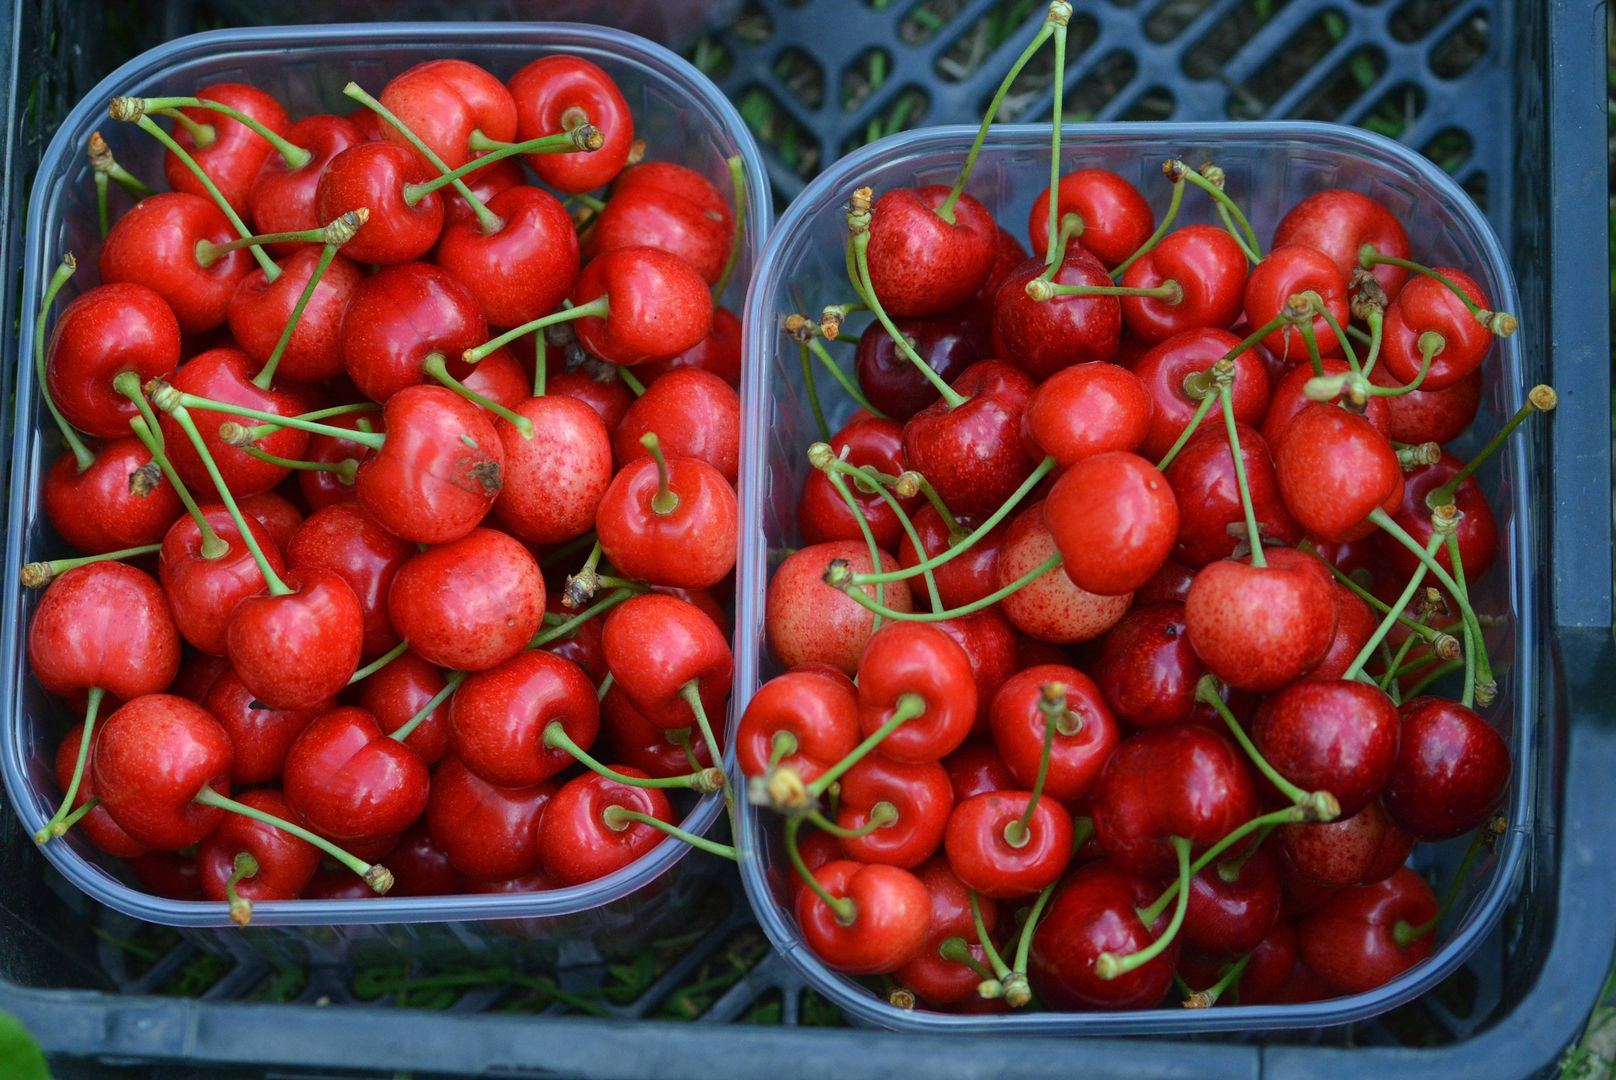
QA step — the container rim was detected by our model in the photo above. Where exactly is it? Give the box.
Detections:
[3,20,770,928]
[735,118,1533,1035]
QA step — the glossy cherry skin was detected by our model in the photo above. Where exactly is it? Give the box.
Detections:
[127,850,204,899]
[99,192,248,335]
[1383,697,1510,841]
[341,262,485,403]
[935,609,1017,734]
[1185,547,1338,692]
[945,790,1073,898]
[1309,582,1377,683]
[1166,421,1300,567]
[1120,224,1249,342]
[796,859,932,974]
[43,437,181,555]
[27,563,180,701]
[315,141,445,265]
[357,649,454,765]
[797,417,911,552]
[854,314,986,420]
[538,589,608,683]
[388,528,544,672]
[536,768,673,885]
[897,505,1007,612]
[1132,327,1270,462]
[998,504,1133,644]
[1182,844,1284,959]
[239,493,301,556]
[198,788,320,906]
[865,186,996,317]
[1297,866,1437,993]
[855,622,976,763]
[549,361,636,432]
[1263,357,1392,447]
[601,594,732,730]
[379,59,516,171]
[246,113,365,252]
[596,453,737,590]
[283,706,430,842]
[450,649,599,788]
[614,368,741,485]
[767,542,913,675]
[1045,451,1179,597]
[639,306,743,388]
[161,83,288,214]
[387,820,465,896]
[53,722,147,857]
[1029,169,1154,267]
[93,694,233,849]
[569,247,714,366]
[201,667,330,786]
[1091,603,1204,729]
[1372,365,1483,446]
[1029,861,1176,1010]
[735,668,858,786]
[967,225,1031,325]
[286,503,412,659]
[426,754,553,881]
[158,506,284,656]
[356,385,504,545]
[596,683,715,778]
[438,185,580,328]
[1243,245,1349,360]
[160,347,311,497]
[1135,559,1196,605]
[893,860,1000,1005]
[228,248,363,384]
[491,395,612,544]
[1275,403,1403,543]
[1020,362,1153,467]
[1273,188,1411,298]
[45,283,180,438]
[836,755,953,869]
[994,249,1122,380]
[583,162,732,285]
[227,567,364,711]
[1381,452,1498,582]
[990,664,1119,801]
[296,410,377,510]
[507,55,633,193]
[1279,800,1394,888]
[1252,679,1401,818]
[442,154,526,227]
[902,360,1038,518]
[1179,919,1300,1005]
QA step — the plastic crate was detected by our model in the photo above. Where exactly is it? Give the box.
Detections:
[1,0,1610,1076]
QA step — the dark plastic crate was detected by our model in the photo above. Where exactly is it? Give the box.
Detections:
[1,0,1610,1076]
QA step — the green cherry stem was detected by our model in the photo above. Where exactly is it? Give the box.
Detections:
[641,433,680,515]
[251,209,368,389]
[970,890,1013,980]
[237,444,358,484]
[678,680,728,792]
[1305,291,1360,374]
[831,552,1062,623]
[35,687,106,843]
[235,402,380,442]
[1175,162,1261,261]
[544,722,723,792]
[33,254,95,473]
[820,465,888,633]
[345,640,410,686]
[1428,385,1556,506]
[403,126,602,205]
[1219,381,1267,569]
[1196,675,1338,821]
[389,671,467,744]
[713,154,748,301]
[807,802,897,839]
[1042,16,1068,266]
[423,353,533,438]
[225,851,260,926]
[798,342,830,443]
[1142,806,1308,926]
[787,818,856,924]
[1297,317,1326,379]
[1393,825,1491,946]
[808,694,926,798]
[815,450,942,612]
[1341,506,1454,682]
[1447,531,1479,709]
[1097,836,1193,980]
[1036,213,1086,281]
[803,334,887,418]
[1368,508,1492,693]
[192,784,392,891]
[1025,278,1182,304]
[937,937,996,981]
[1184,952,1252,1008]
[114,95,311,169]
[113,369,167,453]
[125,413,227,559]
[533,327,548,397]
[87,131,154,197]
[21,545,162,590]
[1004,684,1067,847]
[1360,308,1385,376]
[849,220,967,409]
[165,392,387,450]
[1298,540,1456,649]
[529,589,636,649]
[464,296,609,364]
[600,805,737,861]
[1109,174,1186,281]
[615,365,647,397]
[1154,390,1217,472]
[1358,245,1518,336]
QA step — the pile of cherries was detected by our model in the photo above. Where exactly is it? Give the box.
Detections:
[740,1,1543,1014]
[23,52,750,923]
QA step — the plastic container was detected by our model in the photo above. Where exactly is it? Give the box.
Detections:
[734,120,1533,1034]
[1,21,771,958]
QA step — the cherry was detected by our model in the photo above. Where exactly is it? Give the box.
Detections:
[228,247,363,384]
[436,185,580,328]
[639,306,743,389]
[355,384,505,544]
[201,667,330,786]
[27,563,179,703]
[795,859,931,974]
[864,187,995,317]
[246,114,365,252]
[1045,451,1179,596]
[1020,362,1152,467]
[51,722,147,857]
[43,437,181,556]
[1243,245,1349,360]
[450,649,600,788]
[286,503,412,659]
[315,141,444,264]
[1296,866,1436,993]
[601,593,732,737]
[99,192,249,335]
[1182,844,1283,958]
[944,740,1019,804]
[1132,327,1269,462]
[379,59,516,171]
[583,162,733,285]
[1091,725,1257,877]
[1273,189,1410,298]
[227,566,364,710]
[1263,357,1391,446]
[596,683,715,779]
[935,609,1017,735]
[492,395,612,545]
[945,789,1073,899]
[1028,169,1154,268]
[548,361,636,432]
[1275,403,1403,543]
[855,622,975,763]
[567,247,714,366]
[160,348,312,497]
[302,870,382,901]
[1030,861,1176,1010]
[341,262,486,404]
[283,706,429,842]
[1383,696,1510,841]
[1382,451,1498,584]
[798,417,912,552]
[853,314,985,420]
[990,664,1118,801]
[1372,365,1482,446]
[1135,559,1196,605]
[1091,603,1204,729]
[426,754,553,881]
[159,505,284,656]
[387,820,465,896]
[1119,225,1248,343]
[127,851,202,899]
[45,283,180,438]
[893,859,1000,1005]
[157,83,289,215]
[898,505,1007,612]
[736,668,858,788]
[1250,679,1401,819]
[536,768,674,885]
[506,55,633,193]
[1278,800,1394,888]
[357,649,455,765]
[388,527,544,672]
[614,368,741,485]
[1185,547,1337,692]
[198,788,320,922]
[1165,421,1299,567]
[1180,919,1300,1006]
[993,249,1121,379]
[240,491,303,553]
[767,541,913,675]
[966,226,1030,325]
[902,360,1038,517]
[442,154,526,227]
[596,435,736,590]
[537,590,609,683]
[296,411,378,511]
[1308,583,1378,682]
[836,755,953,869]
[997,504,1132,644]
[92,694,232,849]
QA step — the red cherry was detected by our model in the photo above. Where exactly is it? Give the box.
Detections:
[201,667,330,786]
[548,361,636,432]
[989,664,1119,801]
[935,609,1017,735]
[583,162,732,285]
[228,247,363,384]
[491,395,612,544]
[568,247,713,366]
[1308,582,1378,682]
[897,505,1007,612]
[426,754,553,881]
[159,506,284,656]
[198,788,320,909]
[1135,559,1196,605]
[1278,800,1394,888]
[614,368,741,485]
[1382,452,1498,585]
[45,283,180,438]
[600,594,732,731]
[537,590,608,683]
[239,491,302,554]
[507,56,633,193]
[341,262,486,403]
[283,706,429,842]
[836,755,953,868]
[388,820,465,896]
[388,528,544,672]
[902,360,1038,517]
[1275,403,1403,543]
[1119,225,1248,342]
[853,314,985,420]
[1297,866,1436,993]
[286,503,413,659]
[1263,357,1391,446]
[450,649,599,787]
[1273,189,1410,298]
[315,141,444,264]
[355,385,504,545]
[1020,362,1153,467]
[127,850,202,898]
[997,504,1132,644]
[443,154,526,227]
[100,192,249,335]
[1182,844,1283,958]
[93,694,233,849]
[1029,861,1176,1009]
[855,622,975,763]
[797,417,912,552]
[1165,421,1300,567]
[161,83,289,214]
[942,739,1019,807]
[639,306,743,388]
[226,566,364,710]
[357,649,455,765]
[246,114,365,252]
[437,185,580,328]
[736,668,858,786]
[160,347,311,497]
[893,860,1000,1005]
[1184,547,1337,692]
[1180,918,1299,1004]
[379,59,516,172]
[767,541,912,675]
[1383,696,1510,841]
[43,437,181,556]
[1242,245,1349,359]
[52,722,147,857]
[1132,327,1270,462]
[1045,451,1179,596]
[1252,679,1401,818]
[865,187,995,317]
[945,790,1073,898]
[1092,603,1203,729]
[966,225,1030,324]
[596,448,737,591]
[28,563,179,701]
[1028,169,1153,267]
[297,411,378,511]
[535,768,672,885]
[596,683,715,779]
[1372,365,1482,445]
[993,250,1121,380]
[796,860,931,974]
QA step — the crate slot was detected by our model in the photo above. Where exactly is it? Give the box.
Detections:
[1388,0,1466,42]
[1298,45,1389,120]
[842,47,896,112]
[1429,10,1489,79]
[1181,0,1296,81]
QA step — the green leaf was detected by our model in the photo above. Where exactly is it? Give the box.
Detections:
[0,1012,51,1080]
